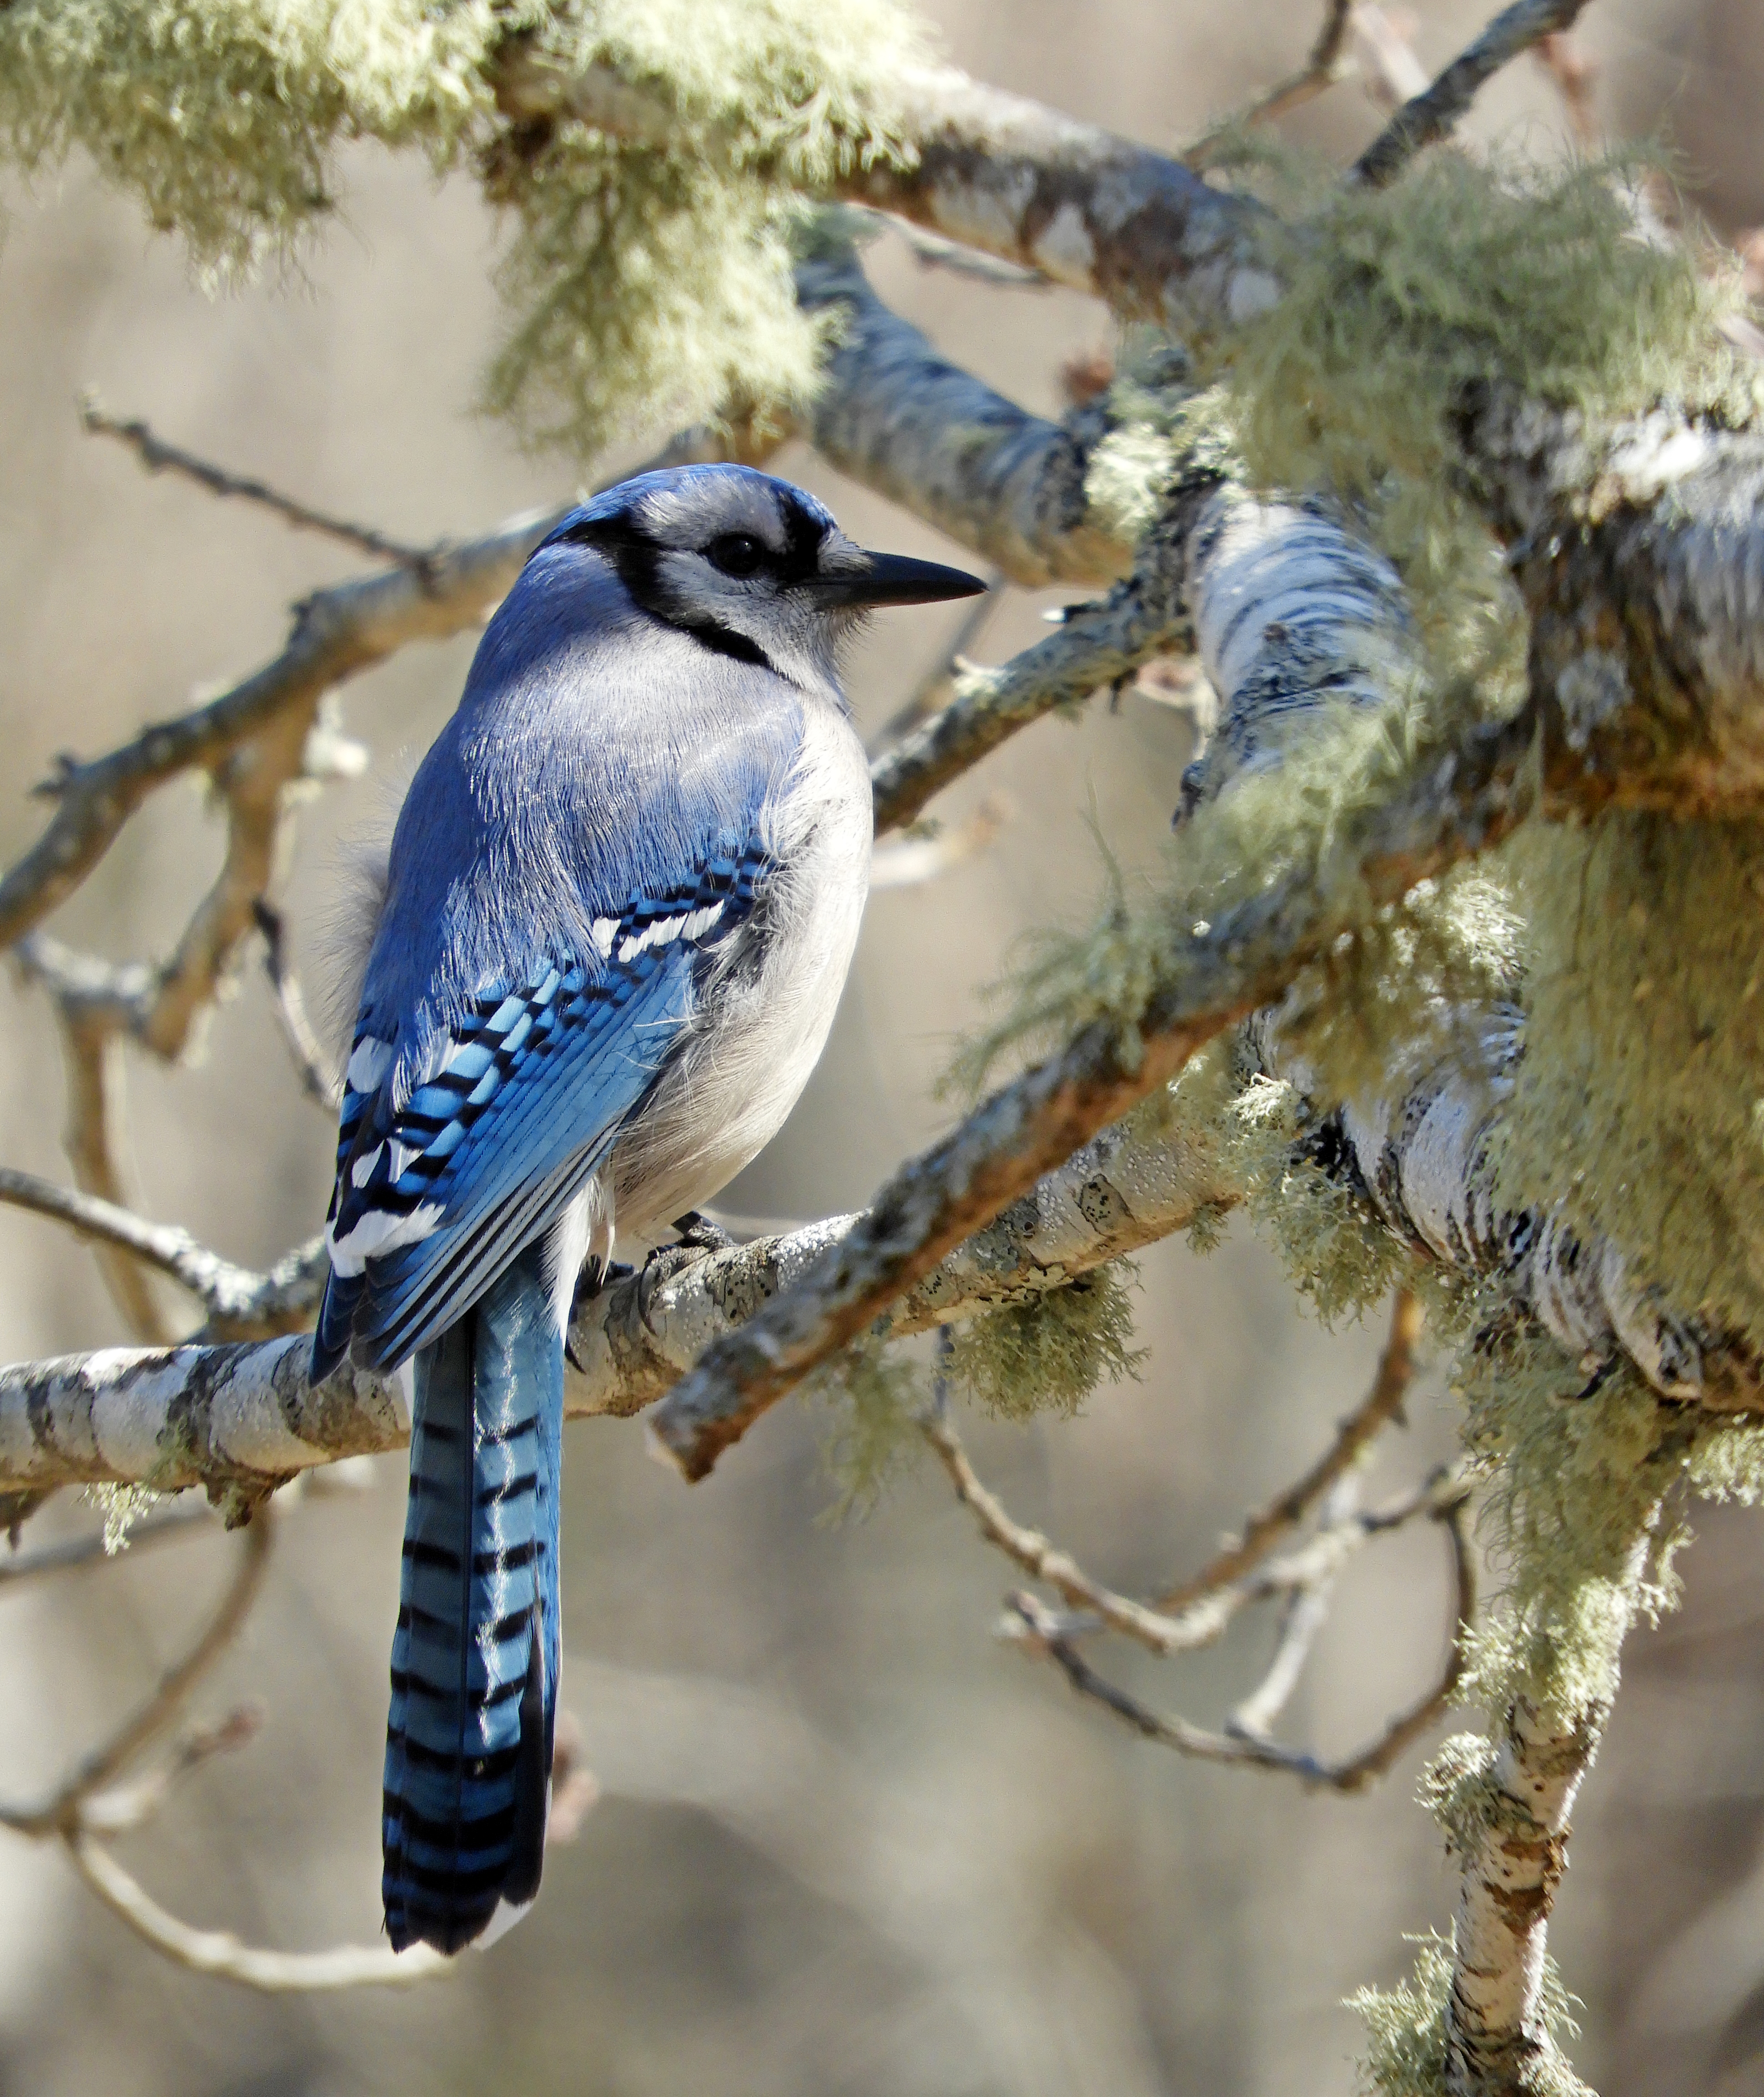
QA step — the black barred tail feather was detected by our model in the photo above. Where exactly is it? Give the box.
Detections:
[382,1243,563,1954]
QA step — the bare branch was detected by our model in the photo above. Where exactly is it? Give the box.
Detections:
[81,396,438,573]
[1007,1490,1471,1792]
[1156,1285,1422,1611]
[253,901,341,1110]
[0,1167,276,1318]
[1349,3,1432,112]
[1353,0,1592,188]
[66,1836,450,1992]
[0,498,568,954]
[35,995,172,1344]
[1183,0,1356,168]
[2,1510,273,1836]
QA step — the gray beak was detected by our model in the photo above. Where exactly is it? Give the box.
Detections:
[810,549,987,609]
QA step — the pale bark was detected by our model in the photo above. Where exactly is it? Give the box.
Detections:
[0,1104,1229,1497]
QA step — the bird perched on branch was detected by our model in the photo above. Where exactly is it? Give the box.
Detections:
[310,465,982,1954]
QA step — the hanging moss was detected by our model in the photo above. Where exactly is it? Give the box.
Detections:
[810,1338,928,1519]
[946,1260,1144,1420]
[82,1480,166,1553]
[1493,811,1764,1358]
[0,0,923,453]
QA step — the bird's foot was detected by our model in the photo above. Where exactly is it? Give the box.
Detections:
[671,1210,738,1253]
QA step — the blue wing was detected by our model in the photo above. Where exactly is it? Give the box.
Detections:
[312,842,766,1378]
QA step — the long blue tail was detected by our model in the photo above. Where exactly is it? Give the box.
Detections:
[382,1243,563,1954]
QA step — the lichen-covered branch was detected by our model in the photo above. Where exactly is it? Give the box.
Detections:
[650,686,1538,1480]
[796,242,1130,587]
[504,51,1279,339]
[1438,1699,1603,2092]
[0,1091,1231,1497]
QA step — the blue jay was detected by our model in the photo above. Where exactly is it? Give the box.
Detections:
[311,465,982,1954]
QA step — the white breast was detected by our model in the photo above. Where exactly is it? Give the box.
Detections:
[608,702,873,1240]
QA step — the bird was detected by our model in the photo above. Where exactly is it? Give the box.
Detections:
[309,464,983,1955]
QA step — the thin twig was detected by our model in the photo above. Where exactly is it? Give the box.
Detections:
[1009,1491,1473,1791]
[68,1832,450,1992]
[1531,30,1598,146]
[868,573,1008,752]
[869,798,1012,893]
[1353,0,1591,187]
[79,1704,266,1837]
[2,1509,274,1836]
[1350,2,1432,112]
[1156,1284,1422,1611]
[922,1406,1227,1652]
[1184,0,1357,167]
[0,1500,213,1587]
[81,396,438,574]
[253,901,341,1109]
[0,1167,274,1321]
[1226,1476,1358,1740]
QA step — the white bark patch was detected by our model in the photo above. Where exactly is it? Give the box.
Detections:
[1031,203,1094,279]
[1608,418,1716,503]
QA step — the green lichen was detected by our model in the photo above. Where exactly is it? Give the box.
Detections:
[811,1338,927,1519]
[1493,812,1764,1358]
[956,694,1517,1121]
[946,1260,1144,1420]
[1210,148,1747,700]
[1219,1068,1414,1324]
[1351,1929,1587,2097]
[1450,1316,1690,1718]
[481,0,922,452]
[82,1480,166,1553]
[0,0,924,454]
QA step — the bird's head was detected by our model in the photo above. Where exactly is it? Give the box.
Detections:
[530,465,984,694]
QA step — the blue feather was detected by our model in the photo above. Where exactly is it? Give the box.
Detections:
[382,1242,562,1953]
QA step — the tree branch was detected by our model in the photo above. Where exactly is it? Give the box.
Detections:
[0,1087,1231,1497]
[650,634,1536,1482]
[1183,0,1356,168]
[1353,0,1593,189]
[0,1167,293,1326]
[1004,1486,1471,1792]
[796,244,1130,587]
[66,1836,450,1992]
[0,499,568,955]
[1442,1696,1604,2090]
[80,396,439,573]
[1156,1284,1422,1612]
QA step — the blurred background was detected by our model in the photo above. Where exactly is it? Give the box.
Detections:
[2,1,1762,2091]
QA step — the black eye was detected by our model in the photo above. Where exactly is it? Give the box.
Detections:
[707,532,765,579]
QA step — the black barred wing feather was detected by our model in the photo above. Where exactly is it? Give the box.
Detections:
[311,846,765,1379]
